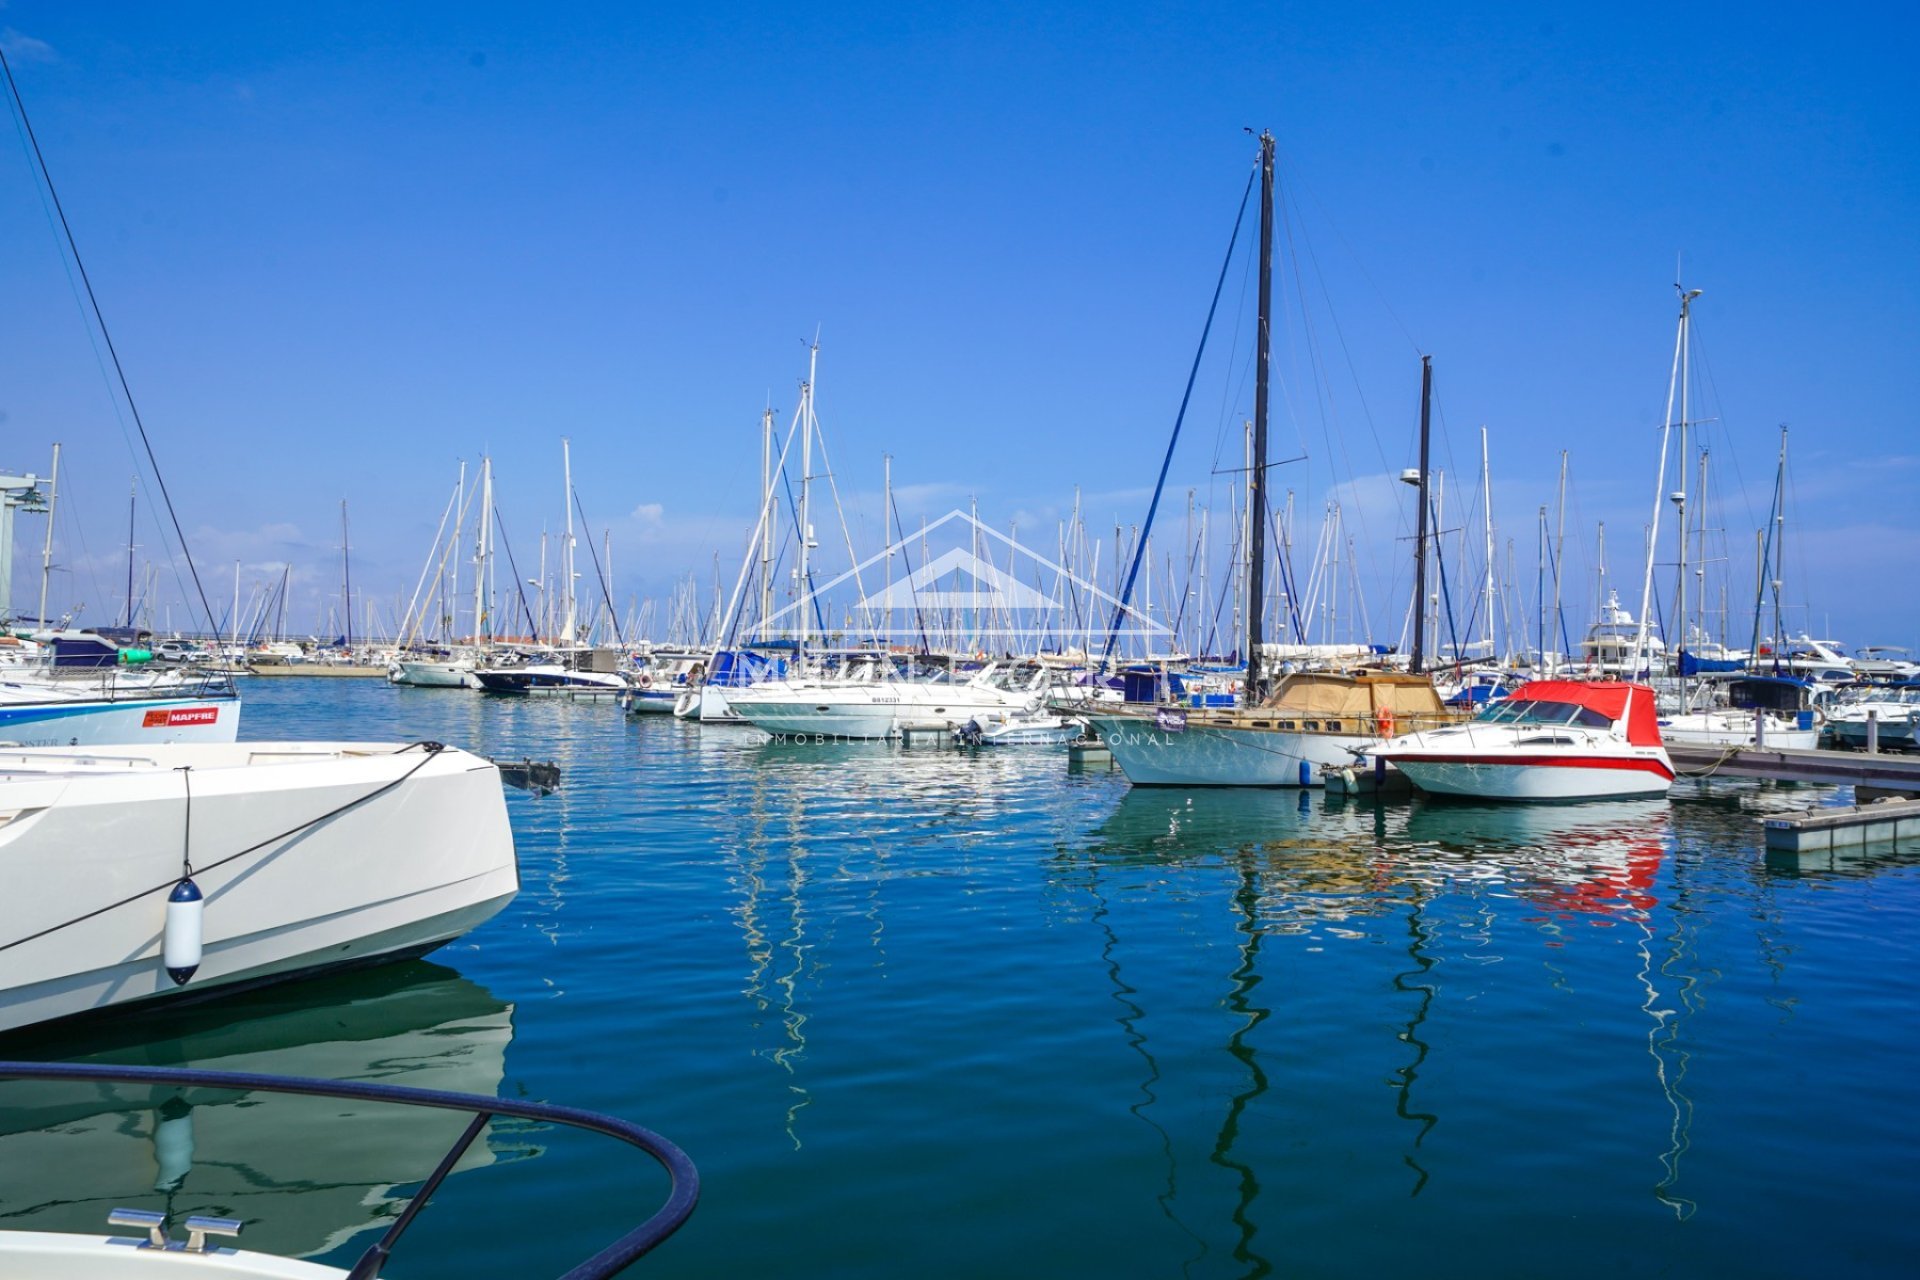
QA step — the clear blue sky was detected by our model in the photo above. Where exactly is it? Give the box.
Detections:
[1,2,1915,648]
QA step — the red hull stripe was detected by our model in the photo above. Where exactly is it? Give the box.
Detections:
[1384,753,1676,780]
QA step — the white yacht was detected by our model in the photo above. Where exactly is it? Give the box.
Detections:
[0,740,518,1034]
[728,658,1053,739]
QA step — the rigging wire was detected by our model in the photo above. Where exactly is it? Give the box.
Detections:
[0,43,219,635]
[1098,158,1258,671]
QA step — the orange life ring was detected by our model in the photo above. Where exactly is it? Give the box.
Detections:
[1375,707,1396,737]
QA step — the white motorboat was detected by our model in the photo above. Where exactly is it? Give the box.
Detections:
[0,740,518,1034]
[1826,684,1920,750]
[1375,679,1675,801]
[728,659,1052,740]
[0,1060,696,1279]
[470,654,630,698]
[1087,671,1456,787]
[954,710,1086,746]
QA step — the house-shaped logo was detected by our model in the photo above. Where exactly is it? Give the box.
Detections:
[756,509,1168,644]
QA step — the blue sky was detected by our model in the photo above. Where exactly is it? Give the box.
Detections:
[1,2,1915,648]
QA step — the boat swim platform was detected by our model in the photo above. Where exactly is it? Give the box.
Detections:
[1668,742,1920,796]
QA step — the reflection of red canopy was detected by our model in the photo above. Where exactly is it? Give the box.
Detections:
[1509,680,1664,747]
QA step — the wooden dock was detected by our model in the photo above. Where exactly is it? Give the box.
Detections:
[1668,742,1920,797]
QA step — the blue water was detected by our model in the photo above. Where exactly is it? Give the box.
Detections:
[3,679,1918,1278]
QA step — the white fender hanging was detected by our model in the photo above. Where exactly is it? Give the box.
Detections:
[164,877,203,986]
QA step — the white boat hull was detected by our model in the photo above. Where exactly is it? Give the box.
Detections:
[0,741,518,1034]
[624,687,680,714]
[691,686,747,722]
[731,689,1031,739]
[0,1231,349,1279]
[392,660,475,688]
[0,693,240,748]
[1087,715,1373,786]
[1389,755,1674,801]
[1661,711,1821,751]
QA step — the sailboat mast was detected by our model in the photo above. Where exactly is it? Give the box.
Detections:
[340,499,353,651]
[475,456,492,644]
[1480,426,1495,661]
[561,438,577,646]
[36,443,59,632]
[1551,451,1568,674]
[798,342,818,656]
[1633,286,1698,678]
[1244,129,1274,701]
[760,408,775,640]
[1675,293,1693,703]
[1411,356,1432,675]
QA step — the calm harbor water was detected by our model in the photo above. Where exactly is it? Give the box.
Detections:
[3,679,1917,1277]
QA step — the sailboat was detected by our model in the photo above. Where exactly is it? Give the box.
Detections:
[1087,134,1456,786]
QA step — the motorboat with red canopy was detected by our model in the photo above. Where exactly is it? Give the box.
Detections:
[1373,680,1674,801]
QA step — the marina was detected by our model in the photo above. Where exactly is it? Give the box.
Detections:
[0,6,1915,1276]
[3,679,1916,1277]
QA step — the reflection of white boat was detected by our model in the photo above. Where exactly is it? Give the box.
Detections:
[0,742,518,1033]
[1377,680,1674,801]
[0,1058,697,1279]
[0,963,514,1261]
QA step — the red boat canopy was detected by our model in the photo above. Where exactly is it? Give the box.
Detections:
[1507,680,1664,747]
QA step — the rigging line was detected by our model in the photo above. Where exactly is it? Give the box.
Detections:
[0,743,446,956]
[0,44,219,636]
[1099,159,1257,673]
[1273,139,1424,358]
[570,490,623,647]
[491,508,542,639]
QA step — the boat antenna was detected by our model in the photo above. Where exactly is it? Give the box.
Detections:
[0,44,220,635]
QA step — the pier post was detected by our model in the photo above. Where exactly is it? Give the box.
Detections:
[1867,709,1880,755]
[1754,710,1765,749]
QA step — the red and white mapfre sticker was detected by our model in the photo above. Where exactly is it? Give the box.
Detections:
[143,706,222,728]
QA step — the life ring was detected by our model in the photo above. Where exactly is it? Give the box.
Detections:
[1375,706,1396,737]
[638,673,653,689]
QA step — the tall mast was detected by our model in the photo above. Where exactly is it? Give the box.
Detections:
[761,407,776,640]
[36,443,59,631]
[474,456,492,644]
[798,341,818,655]
[1633,286,1699,679]
[340,499,353,650]
[1410,356,1432,675]
[1674,289,1694,704]
[561,438,577,645]
[1551,451,1568,674]
[1480,426,1495,660]
[1243,129,1274,701]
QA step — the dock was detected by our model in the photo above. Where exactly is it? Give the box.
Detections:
[1762,796,1920,853]
[1668,742,1920,797]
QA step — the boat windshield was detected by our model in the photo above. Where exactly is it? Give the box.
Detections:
[1474,697,1614,729]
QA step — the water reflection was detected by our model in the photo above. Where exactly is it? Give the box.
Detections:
[1073,789,1703,1230]
[0,961,523,1260]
